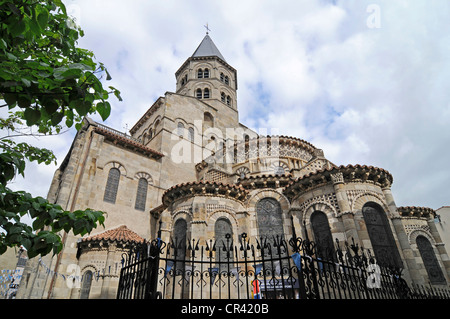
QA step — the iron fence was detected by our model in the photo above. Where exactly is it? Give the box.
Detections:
[117,231,450,300]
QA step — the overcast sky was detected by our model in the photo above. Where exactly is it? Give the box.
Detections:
[6,0,450,211]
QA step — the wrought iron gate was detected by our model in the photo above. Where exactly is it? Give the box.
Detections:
[117,231,450,300]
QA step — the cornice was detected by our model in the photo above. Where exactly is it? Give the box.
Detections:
[162,180,248,207]
[283,164,393,199]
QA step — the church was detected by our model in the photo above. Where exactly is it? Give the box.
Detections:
[17,33,450,299]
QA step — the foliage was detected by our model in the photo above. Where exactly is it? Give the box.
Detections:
[0,0,120,257]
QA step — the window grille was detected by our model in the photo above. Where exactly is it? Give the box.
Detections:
[311,211,335,261]
[362,203,402,268]
[215,218,233,270]
[135,178,148,211]
[103,168,120,203]
[416,235,446,285]
[80,271,93,299]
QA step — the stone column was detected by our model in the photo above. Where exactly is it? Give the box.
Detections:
[331,172,360,243]
[382,186,419,284]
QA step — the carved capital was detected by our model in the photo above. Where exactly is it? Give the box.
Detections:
[330,172,344,185]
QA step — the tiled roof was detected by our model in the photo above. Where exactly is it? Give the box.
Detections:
[192,34,226,61]
[82,225,145,243]
[94,126,164,159]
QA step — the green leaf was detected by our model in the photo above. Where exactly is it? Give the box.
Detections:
[51,111,64,126]
[21,78,31,87]
[97,101,111,121]
[10,19,26,37]
[24,108,41,126]
[3,93,16,107]
[6,52,17,61]
[37,8,49,30]
[17,95,31,108]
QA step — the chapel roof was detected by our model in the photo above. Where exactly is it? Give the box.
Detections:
[192,34,226,61]
[81,225,145,244]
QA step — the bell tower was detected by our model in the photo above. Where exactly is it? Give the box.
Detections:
[175,33,238,120]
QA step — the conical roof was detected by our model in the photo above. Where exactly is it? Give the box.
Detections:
[192,34,226,61]
[81,225,145,243]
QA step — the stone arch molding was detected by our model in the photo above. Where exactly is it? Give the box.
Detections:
[103,161,127,177]
[351,191,390,217]
[302,201,337,225]
[134,172,153,185]
[80,264,98,274]
[207,210,239,239]
[171,209,193,225]
[246,189,290,216]
[408,229,436,247]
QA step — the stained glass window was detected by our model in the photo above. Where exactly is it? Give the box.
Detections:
[215,218,233,270]
[103,168,120,203]
[416,235,446,285]
[362,203,402,268]
[311,211,335,261]
[134,178,148,211]
[257,198,287,271]
[80,271,92,299]
[173,219,187,271]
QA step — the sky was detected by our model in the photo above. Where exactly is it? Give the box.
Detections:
[5,0,450,211]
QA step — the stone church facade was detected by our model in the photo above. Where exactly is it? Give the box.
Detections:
[17,34,450,299]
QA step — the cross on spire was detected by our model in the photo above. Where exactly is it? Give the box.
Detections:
[204,23,211,34]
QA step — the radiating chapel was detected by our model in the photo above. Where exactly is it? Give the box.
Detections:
[17,34,450,299]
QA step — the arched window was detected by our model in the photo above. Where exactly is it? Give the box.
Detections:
[204,112,214,130]
[226,95,231,106]
[204,88,210,99]
[203,68,209,78]
[221,92,225,103]
[416,235,446,285]
[196,88,202,99]
[103,168,120,203]
[197,68,203,78]
[177,122,184,136]
[188,127,194,142]
[173,219,187,271]
[257,198,285,242]
[257,198,286,271]
[220,73,224,82]
[311,211,335,261]
[224,76,229,85]
[80,270,93,299]
[362,202,402,268]
[215,218,233,270]
[181,74,187,86]
[134,178,148,211]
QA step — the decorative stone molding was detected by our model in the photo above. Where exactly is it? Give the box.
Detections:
[330,172,344,185]
[134,171,153,185]
[284,164,393,200]
[162,180,248,207]
[397,206,436,219]
[408,228,435,246]
[347,190,389,216]
[297,193,340,218]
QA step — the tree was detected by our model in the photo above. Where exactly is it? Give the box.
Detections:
[0,0,122,258]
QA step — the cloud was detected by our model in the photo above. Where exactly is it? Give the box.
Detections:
[4,0,449,210]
